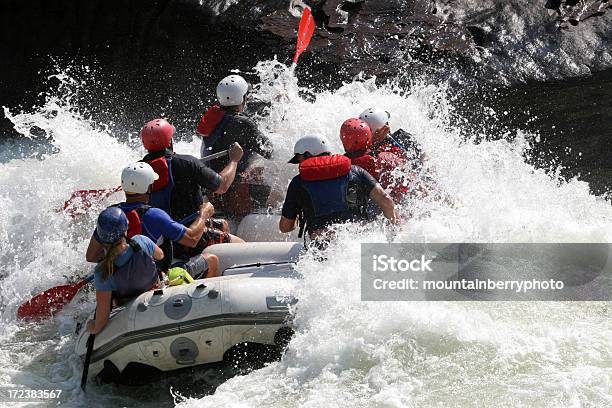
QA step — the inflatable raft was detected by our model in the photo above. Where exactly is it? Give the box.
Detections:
[75,242,303,381]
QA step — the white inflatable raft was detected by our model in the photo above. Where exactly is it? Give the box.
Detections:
[75,242,303,380]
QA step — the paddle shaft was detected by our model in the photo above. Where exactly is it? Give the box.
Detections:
[81,312,96,391]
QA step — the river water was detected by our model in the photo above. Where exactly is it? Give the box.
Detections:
[0,54,611,408]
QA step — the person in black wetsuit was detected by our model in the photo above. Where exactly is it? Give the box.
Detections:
[140,118,245,261]
[196,74,273,218]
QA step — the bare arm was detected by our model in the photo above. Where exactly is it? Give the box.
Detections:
[87,290,112,334]
[215,143,243,194]
[369,184,399,223]
[279,216,297,233]
[153,244,164,261]
[86,235,104,263]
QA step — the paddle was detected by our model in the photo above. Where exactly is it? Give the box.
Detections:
[292,6,315,66]
[17,209,204,320]
[81,315,95,391]
[17,275,94,320]
[62,149,230,216]
[63,186,123,216]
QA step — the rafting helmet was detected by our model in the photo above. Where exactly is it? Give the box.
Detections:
[96,207,128,244]
[121,162,159,194]
[340,118,372,153]
[217,75,249,106]
[141,118,175,151]
[289,134,331,163]
[359,107,390,132]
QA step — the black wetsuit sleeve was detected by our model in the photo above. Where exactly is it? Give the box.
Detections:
[179,154,222,192]
[352,165,378,196]
[281,177,302,220]
[241,117,273,159]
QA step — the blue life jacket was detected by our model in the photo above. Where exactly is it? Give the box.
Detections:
[298,155,354,231]
[112,240,158,299]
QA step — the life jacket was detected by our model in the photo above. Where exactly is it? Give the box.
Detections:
[114,202,175,272]
[197,105,252,173]
[346,150,379,179]
[113,203,151,239]
[142,151,175,215]
[106,240,158,299]
[298,155,354,234]
[374,151,412,201]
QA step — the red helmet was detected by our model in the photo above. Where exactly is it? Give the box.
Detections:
[141,119,175,151]
[340,118,372,153]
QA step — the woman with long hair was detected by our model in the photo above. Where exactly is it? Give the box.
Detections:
[86,207,163,334]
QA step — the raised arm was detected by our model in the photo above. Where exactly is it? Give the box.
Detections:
[215,143,244,194]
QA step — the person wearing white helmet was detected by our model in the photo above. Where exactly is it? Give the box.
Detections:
[86,162,226,279]
[195,74,273,219]
[279,134,399,241]
[359,107,425,168]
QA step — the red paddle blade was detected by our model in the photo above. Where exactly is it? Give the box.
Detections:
[62,186,122,217]
[17,279,90,320]
[293,6,315,64]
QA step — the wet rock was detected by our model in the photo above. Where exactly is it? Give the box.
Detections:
[547,0,612,27]
[236,0,478,76]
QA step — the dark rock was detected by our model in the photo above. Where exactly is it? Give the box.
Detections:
[552,0,611,27]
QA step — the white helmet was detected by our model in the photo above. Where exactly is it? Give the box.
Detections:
[216,75,249,106]
[359,107,390,132]
[289,134,331,163]
[121,162,159,194]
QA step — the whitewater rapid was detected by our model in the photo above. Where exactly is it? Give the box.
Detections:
[1,62,611,407]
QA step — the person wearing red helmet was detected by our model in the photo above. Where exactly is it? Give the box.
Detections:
[340,118,412,202]
[140,118,245,260]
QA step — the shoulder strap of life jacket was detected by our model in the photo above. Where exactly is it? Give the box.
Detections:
[111,203,151,238]
[197,105,226,136]
[142,154,175,215]
[203,112,232,154]
[125,205,151,238]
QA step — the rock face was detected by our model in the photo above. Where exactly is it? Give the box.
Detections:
[546,0,612,27]
[0,0,482,135]
[250,0,477,76]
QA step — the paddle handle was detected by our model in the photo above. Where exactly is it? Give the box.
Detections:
[81,321,96,391]
[201,149,229,163]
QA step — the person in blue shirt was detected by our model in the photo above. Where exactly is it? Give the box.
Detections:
[86,207,164,334]
[86,162,231,278]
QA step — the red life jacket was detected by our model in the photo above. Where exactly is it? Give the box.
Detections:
[141,152,174,215]
[299,155,352,181]
[374,151,412,200]
[347,152,378,179]
[147,156,171,193]
[377,143,407,160]
[114,203,151,238]
[196,105,226,137]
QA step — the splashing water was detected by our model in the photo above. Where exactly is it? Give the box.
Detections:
[1,62,611,407]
